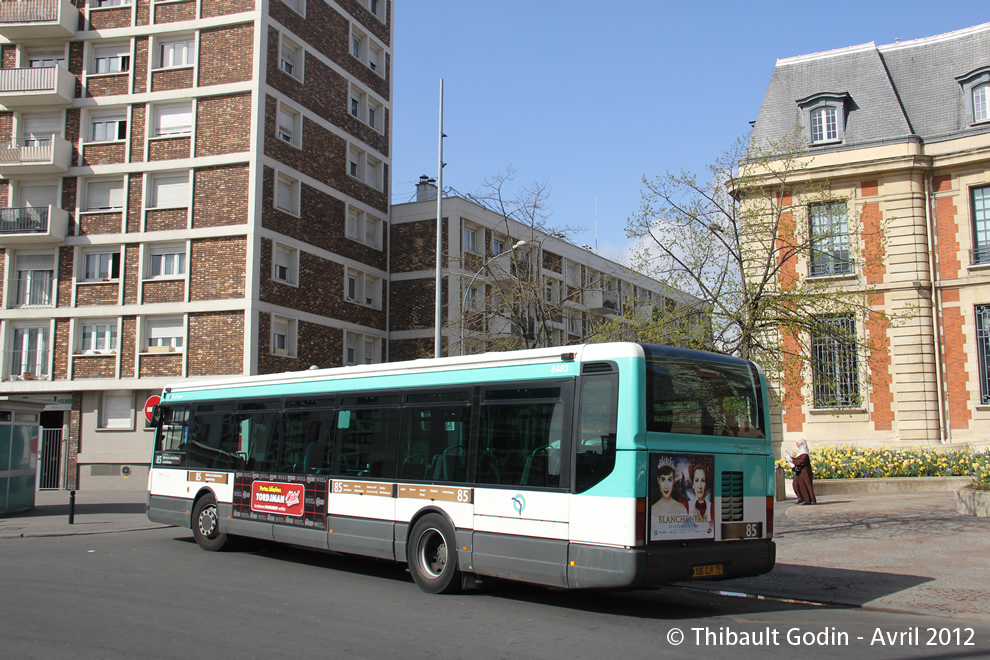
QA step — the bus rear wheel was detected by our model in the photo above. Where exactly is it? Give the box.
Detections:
[192,494,229,552]
[408,514,461,594]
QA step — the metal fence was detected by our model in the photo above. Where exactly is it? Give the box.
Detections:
[0,206,50,234]
[0,0,60,23]
[0,66,56,93]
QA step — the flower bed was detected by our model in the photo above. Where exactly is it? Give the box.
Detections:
[777,445,990,483]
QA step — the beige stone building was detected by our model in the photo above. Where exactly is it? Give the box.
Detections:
[0,0,392,488]
[748,23,990,448]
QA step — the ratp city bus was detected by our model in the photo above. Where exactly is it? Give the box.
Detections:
[147,342,775,593]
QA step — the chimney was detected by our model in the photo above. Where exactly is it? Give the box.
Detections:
[416,174,438,202]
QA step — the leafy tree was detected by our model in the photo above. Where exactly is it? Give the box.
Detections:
[609,133,900,407]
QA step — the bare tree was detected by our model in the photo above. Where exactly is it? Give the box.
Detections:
[604,133,904,407]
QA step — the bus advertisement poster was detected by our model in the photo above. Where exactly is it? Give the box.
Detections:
[232,473,328,529]
[649,453,714,541]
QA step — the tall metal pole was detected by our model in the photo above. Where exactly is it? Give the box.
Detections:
[434,79,444,359]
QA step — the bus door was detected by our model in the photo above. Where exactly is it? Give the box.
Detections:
[471,381,573,588]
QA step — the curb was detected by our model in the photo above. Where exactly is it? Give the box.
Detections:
[0,524,171,540]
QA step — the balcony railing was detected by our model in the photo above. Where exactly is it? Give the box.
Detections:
[0,0,77,38]
[0,65,76,107]
[585,289,620,315]
[4,349,50,381]
[0,134,71,173]
[0,205,68,243]
[809,257,855,278]
[13,276,55,308]
[970,246,990,266]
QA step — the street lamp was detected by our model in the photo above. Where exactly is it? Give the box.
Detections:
[460,239,528,355]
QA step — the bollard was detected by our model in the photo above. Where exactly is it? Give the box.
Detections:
[68,490,76,525]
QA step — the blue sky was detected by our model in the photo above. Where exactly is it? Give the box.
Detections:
[390,1,990,262]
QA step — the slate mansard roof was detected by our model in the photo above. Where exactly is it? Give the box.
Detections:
[749,22,990,153]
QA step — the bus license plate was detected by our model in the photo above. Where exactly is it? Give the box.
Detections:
[692,564,724,578]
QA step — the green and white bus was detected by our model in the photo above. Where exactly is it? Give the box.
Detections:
[147,342,775,593]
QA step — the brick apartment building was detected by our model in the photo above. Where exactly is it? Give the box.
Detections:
[389,179,699,361]
[748,22,990,448]
[0,0,392,489]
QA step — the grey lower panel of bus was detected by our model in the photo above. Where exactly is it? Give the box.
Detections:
[148,494,191,528]
[220,503,274,541]
[273,524,326,549]
[470,532,569,588]
[567,539,777,589]
[326,515,394,560]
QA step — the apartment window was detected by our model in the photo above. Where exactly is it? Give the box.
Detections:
[100,392,132,430]
[970,186,990,266]
[92,43,130,74]
[280,36,303,80]
[149,173,189,209]
[345,331,379,365]
[146,317,184,352]
[463,227,479,254]
[347,145,381,189]
[958,68,990,125]
[348,85,383,132]
[89,110,127,142]
[977,305,990,404]
[346,207,381,249]
[350,25,384,76]
[10,326,49,378]
[156,37,195,69]
[14,254,55,307]
[975,84,989,123]
[809,202,851,276]
[811,314,859,408]
[83,249,121,281]
[280,0,304,15]
[148,244,186,278]
[275,173,300,215]
[85,179,124,211]
[277,102,302,148]
[26,48,65,69]
[79,320,118,353]
[492,239,505,256]
[272,315,297,356]
[357,0,383,20]
[94,0,130,7]
[19,112,62,147]
[345,268,381,308]
[152,102,192,137]
[273,243,298,285]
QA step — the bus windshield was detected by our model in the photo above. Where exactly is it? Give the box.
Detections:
[643,346,765,439]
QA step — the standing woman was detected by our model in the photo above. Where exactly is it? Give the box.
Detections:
[791,438,817,505]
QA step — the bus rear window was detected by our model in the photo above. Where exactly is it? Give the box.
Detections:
[644,350,765,439]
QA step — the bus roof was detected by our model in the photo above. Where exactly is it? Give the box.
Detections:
[160,342,649,398]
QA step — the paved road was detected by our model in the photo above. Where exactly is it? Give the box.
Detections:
[2,527,989,660]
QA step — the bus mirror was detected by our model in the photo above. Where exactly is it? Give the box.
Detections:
[149,405,163,426]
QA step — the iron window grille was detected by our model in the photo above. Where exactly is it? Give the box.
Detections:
[811,314,860,408]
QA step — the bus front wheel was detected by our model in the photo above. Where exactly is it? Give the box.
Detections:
[407,514,461,594]
[192,494,229,552]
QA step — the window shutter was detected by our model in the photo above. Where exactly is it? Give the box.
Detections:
[152,174,189,208]
[156,104,192,136]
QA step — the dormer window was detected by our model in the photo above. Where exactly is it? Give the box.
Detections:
[797,92,849,146]
[958,67,990,125]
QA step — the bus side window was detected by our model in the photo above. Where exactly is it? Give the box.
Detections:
[575,375,618,493]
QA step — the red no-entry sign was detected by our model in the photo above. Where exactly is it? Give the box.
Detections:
[144,395,161,423]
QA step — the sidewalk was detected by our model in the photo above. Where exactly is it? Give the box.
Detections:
[0,489,166,538]
[2,488,989,621]
[687,491,990,621]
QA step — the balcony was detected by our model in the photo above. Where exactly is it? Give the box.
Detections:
[4,348,50,381]
[0,205,68,244]
[0,135,71,174]
[808,256,855,278]
[584,289,620,315]
[971,246,990,266]
[0,0,77,39]
[12,275,54,308]
[0,65,76,109]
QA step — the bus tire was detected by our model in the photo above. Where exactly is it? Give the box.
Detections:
[192,494,229,552]
[407,513,461,594]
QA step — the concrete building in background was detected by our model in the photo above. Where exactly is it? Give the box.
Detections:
[748,22,990,448]
[0,0,392,489]
[389,178,700,360]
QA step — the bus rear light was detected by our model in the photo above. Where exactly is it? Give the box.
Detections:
[766,496,774,537]
[635,497,646,543]
[560,352,575,361]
